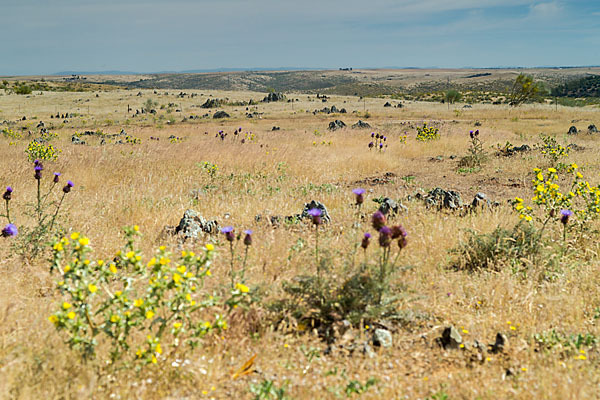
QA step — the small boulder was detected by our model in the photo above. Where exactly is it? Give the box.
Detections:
[71,135,85,145]
[588,124,598,134]
[262,92,286,102]
[352,120,371,129]
[301,200,331,223]
[383,102,392,107]
[439,326,463,349]
[175,209,218,240]
[328,120,346,131]
[372,329,393,348]
[213,111,230,119]
[568,125,578,135]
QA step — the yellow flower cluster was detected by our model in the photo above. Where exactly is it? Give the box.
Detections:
[416,123,440,141]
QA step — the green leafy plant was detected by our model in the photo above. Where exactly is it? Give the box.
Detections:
[459,129,487,168]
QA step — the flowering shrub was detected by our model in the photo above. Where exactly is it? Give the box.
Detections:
[416,123,440,141]
[26,140,61,162]
[514,163,600,233]
[48,227,240,364]
[368,132,387,151]
[540,135,569,167]
[1,127,22,141]
[201,161,219,179]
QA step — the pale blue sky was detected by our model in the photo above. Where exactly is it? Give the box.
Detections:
[1,0,598,75]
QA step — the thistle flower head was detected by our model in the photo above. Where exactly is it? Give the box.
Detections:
[352,188,366,205]
[243,229,253,246]
[221,226,235,242]
[53,172,61,183]
[1,223,17,237]
[361,232,371,249]
[307,208,322,225]
[560,209,573,225]
[390,225,407,239]
[3,186,12,201]
[378,226,392,247]
[372,211,386,230]
[63,180,74,193]
[34,165,43,180]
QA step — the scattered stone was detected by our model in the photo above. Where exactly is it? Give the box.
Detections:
[372,329,393,348]
[213,111,230,119]
[463,105,472,109]
[352,120,371,129]
[383,102,392,107]
[424,188,463,210]
[272,126,280,131]
[262,92,286,102]
[472,192,490,209]
[71,135,85,145]
[474,121,482,127]
[174,209,218,240]
[439,326,463,349]
[588,124,598,134]
[376,197,407,216]
[200,98,222,108]
[490,332,508,354]
[328,120,346,131]
[568,125,578,135]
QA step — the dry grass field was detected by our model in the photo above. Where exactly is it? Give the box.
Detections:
[1,82,600,399]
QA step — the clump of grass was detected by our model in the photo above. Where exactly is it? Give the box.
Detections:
[450,222,541,272]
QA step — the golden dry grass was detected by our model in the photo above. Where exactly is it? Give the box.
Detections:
[1,87,600,399]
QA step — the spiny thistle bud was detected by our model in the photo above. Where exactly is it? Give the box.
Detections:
[372,211,386,231]
[1,223,17,237]
[53,172,61,183]
[560,209,573,225]
[361,232,371,249]
[63,180,74,193]
[378,226,392,248]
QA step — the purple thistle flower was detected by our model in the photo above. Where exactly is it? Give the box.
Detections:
[371,132,375,138]
[53,172,61,183]
[560,209,573,225]
[379,143,383,149]
[63,180,74,194]
[372,211,386,230]
[378,226,392,247]
[307,208,322,225]
[221,226,235,242]
[361,232,371,249]
[3,186,12,201]
[243,229,253,246]
[34,165,43,180]
[1,223,17,237]
[368,141,374,149]
[352,188,366,205]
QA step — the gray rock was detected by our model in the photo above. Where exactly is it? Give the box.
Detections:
[301,200,331,223]
[328,120,346,131]
[175,209,218,239]
[352,120,371,129]
[361,342,376,358]
[568,125,578,135]
[425,188,463,210]
[588,124,598,134]
[377,197,407,216]
[213,111,230,119]
[71,135,85,145]
[383,102,392,107]
[372,329,393,348]
[200,98,222,108]
[472,192,490,209]
[439,326,462,349]
[262,92,286,102]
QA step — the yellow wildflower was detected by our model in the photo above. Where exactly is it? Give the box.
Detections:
[173,273,182,283]
[235,283,250,293]
[67,311,76,320]
[48,315,58,324]
[177,265,186,274]
[53,242,63,251]
[134,299,144,307]
[62,302,72,310]
[146,310,155,319]
[78,237,90,246]
[156,344,162,354]
[174,322,182,329]
[70,232,80,240]
[88,283,97,293]
[109,264,117,274]
[64,265,71,273]
[110,315,120,323]
[133,225,139,231]
[205,243,214,251]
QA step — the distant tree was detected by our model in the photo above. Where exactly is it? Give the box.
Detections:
[445,89,462,104]
[509,74,541,106]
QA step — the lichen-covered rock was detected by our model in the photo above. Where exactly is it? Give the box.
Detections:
[425,188,463,210]
[175,209,218,239]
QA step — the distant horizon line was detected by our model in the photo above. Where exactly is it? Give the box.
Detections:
[2,65,600,77]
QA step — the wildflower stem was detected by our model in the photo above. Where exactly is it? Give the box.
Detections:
[229,241,235,289]
[48,192,66,232]
[241,245,249,283]
[4,199,10,224]
[315,225,320,277]
[37,177,42,223]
